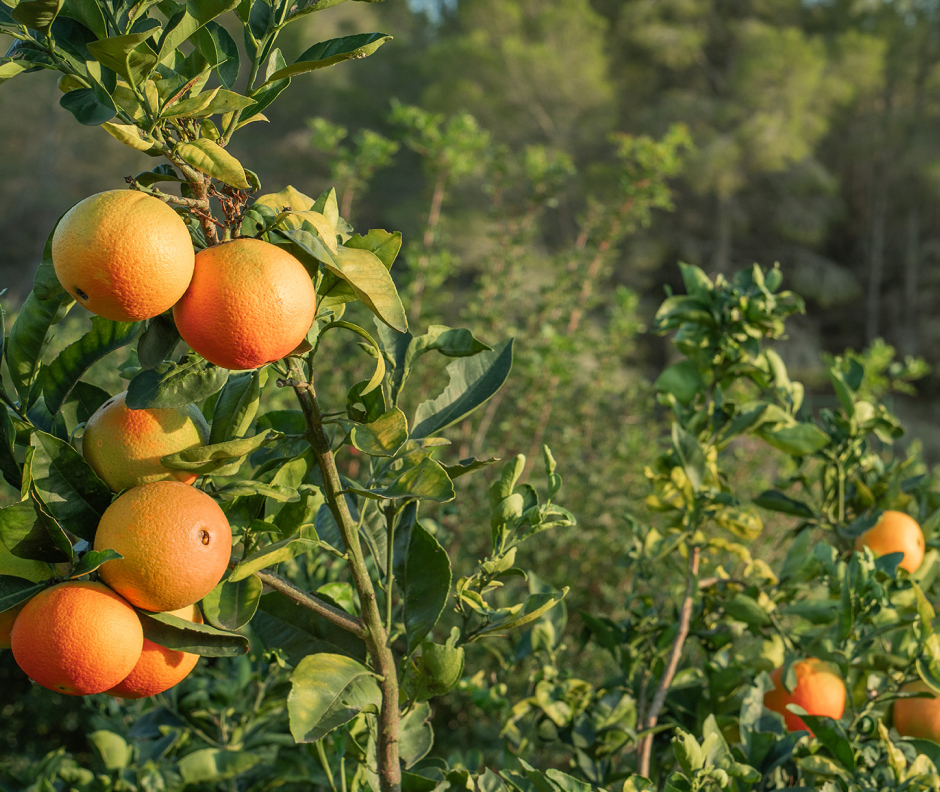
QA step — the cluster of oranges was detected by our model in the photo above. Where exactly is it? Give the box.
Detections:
[1,188,320,697]
[763,510,938,739]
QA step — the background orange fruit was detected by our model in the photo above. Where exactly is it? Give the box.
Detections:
[82,391,209,492]
[10,581,143,695]
[108,604,203,699]
[173,238,316,370]
[893,680,940,740]
[764,658,846,733]
[94,481,232,612]
[52,190,194,322]
[855,510,925,573]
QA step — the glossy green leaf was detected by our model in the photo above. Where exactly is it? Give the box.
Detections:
[12,0,64,31]
[349,408,408,457]
[399,702,434,769]
[753,490,815,518]
[794,713,855,772]
[156,0,239,61]
[210,369,266,444]
[345,229,402,270]
[228,535,318,582]
[412,339,513,439]
[476,589,569,637]
[29,431,110,542]
[759,423,830,456]
[0,407,22,489]
[42,317,143,415]
[0,574,46,613]
[137,313,180,369]
[0,60,30,85]
[0,500,71,564]
[254,590,367,664]
[191,20,240,89]
[162,87,254,119]
[126,355,229,409]
[323,245,407,332]
[655,360,704,404]
[87,31,159,86]
[176,138,250,188]
[69,548,121,578]
[288,653,381,742]
[403,638,465,703]
[88,731,130,772]
[178,749,261,785]
[137,609,249,656]
[395,522,451,654]
[352,457,455,503]
[263,32,392,84]
[161,431,272,475]
[61,0,106,38]
[201,574,262,630]
[59,86,117,125]
[213,481,298,501]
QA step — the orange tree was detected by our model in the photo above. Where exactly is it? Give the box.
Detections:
[0,3,582,790]
[470,264,940,790]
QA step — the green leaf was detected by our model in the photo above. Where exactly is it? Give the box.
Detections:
[61,0,106,38]
[395,522,451,654]
[178,749,261,785]
[88,731,130,772]
[69,548,121,578]
[60,86,117,125]
[476,590,569,637]
[136,609,249,656]
[399,702,434,769]
[723,593,771,629]
[672,423,706,492]
[351,457,455,503]
[254,590,367,664]
[412,340,513,439]
[42,317,143,415]
[191,20,240,89]
[127,355,229,409]
[137,313,180,369]
[7,234,74,407]
[162,87,255,119]
[201,574,262,630]
[29,431,110,542]
[753,490,815,518]
[443,457,499,480]
[655,360,704,404]
[210,369,266,444]
[60,381,111,433]
[0,500,71,564]
[0,60,30,85]
[288,653,381,742]
[175,139,250,188]
[795,713,855,772]
[678,262,713,301]
[213,481,298,501]
[759,423,830,456]
[0,574,46,613]
[157,0,239,59]
[345,229,402,270]
[228,535,317,582]
[403,637,465,703]
[12,0,64,31]
[262,32,392,84]
[161,431,273,475]
[87,31,159,87]
[0,407,22,490]
[323,245,407,332]
[349,409,408,457]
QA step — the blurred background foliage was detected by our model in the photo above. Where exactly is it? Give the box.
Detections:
[4,0,940,786]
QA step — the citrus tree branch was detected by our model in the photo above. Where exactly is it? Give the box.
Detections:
[287,355,402,792]
[637,544,701,777]
[250,566,369,640]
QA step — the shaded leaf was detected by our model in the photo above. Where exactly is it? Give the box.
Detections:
[137,609,249,656]
[263,32,392,83]
[126,355,229,409]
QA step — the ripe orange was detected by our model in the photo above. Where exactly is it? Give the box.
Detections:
[893,680,940,740]
[172,238,316,370]
[82,390,209,492]
[10,581,143,695]
[764,658,846,733]
[94,481,232,612]
[108,604,203,699]
[52,190,194,322]
[855,510,925,573]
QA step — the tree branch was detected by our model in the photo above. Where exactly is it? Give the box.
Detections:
[637,545,701,777]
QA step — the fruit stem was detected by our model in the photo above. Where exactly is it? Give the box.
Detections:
[637,544,700,778]
[287,356,402,792]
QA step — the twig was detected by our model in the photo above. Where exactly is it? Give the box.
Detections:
[637,545,701,777]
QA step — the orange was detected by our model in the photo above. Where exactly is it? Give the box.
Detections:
[764,658,846,733]
[894,680,940,740]
[172,238,316,370]
[52,190,194,322]
[0,603,23,650]
[10,581,143,695]
[108,604,203,699]
[94,481,232,612]
[82,390,209,492]
[855,510,925,573]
